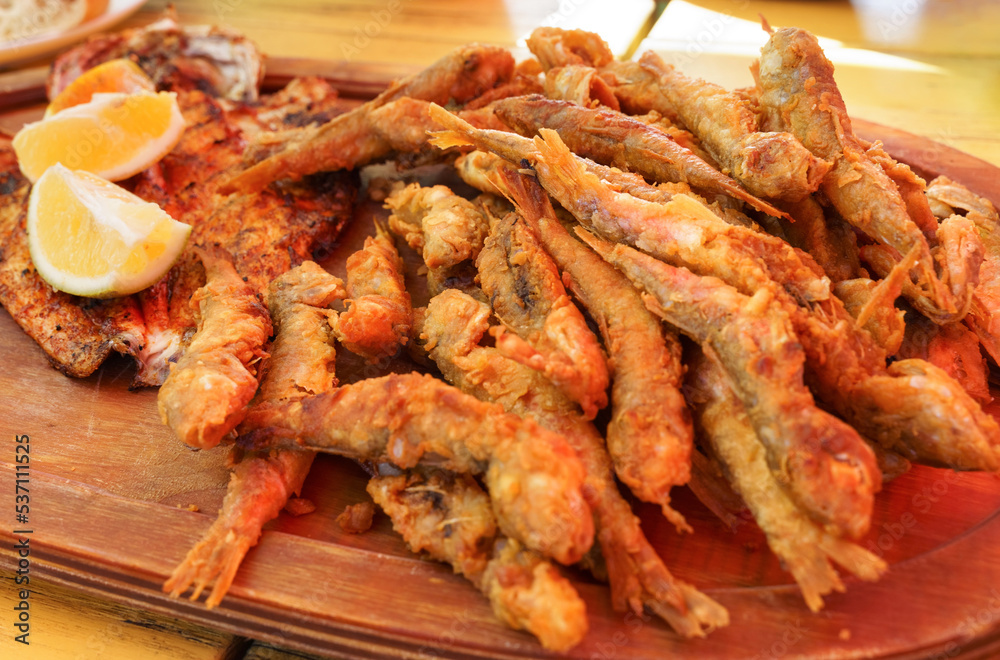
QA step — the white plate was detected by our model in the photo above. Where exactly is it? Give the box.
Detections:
[0,0,147,68]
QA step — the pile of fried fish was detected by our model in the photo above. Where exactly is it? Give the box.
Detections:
[2,18,999,652]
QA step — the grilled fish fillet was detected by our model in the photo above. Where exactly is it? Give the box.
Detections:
[0,141,145,376]
[0,78,357,384]
[47,16,263,102]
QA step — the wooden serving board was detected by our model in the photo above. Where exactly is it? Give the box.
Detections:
[2,59,1000,660]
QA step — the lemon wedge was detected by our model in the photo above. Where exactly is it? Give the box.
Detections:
[45,58,156,117]
[14,90,185,183]
[27,163,191,298]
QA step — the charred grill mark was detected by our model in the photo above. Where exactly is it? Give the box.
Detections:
[194,77,214,97]
[282,109,339,128]
[0,174,20,196]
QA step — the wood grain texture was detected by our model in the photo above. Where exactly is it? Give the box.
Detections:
[641,1,1000,169]
[120,0,655,65]
[2,59,1000,660]
[0,568,239,659]
[853,117,1000,203]
[647,0,1000,58]
[243,643,327,660]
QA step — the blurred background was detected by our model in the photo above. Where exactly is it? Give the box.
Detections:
[113,0,998,164]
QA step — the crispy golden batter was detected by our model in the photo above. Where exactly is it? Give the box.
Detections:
[384,182,493,301]
[225,44,515,192]
[926,176,999,221]
[164,262,354,609]
[493,95,788,218]
[637,50,831,202]
[429,109,1000,473]
[157,248,272,450]
[456,138,726,223]
[833,277,907,356]
[336,501,375,533]
[601,59,684,123]
[456,146,689,211]
[363,96,514,169]
[366,97,451,154]
[252,262,344,402]
[491,166,693,528]
[165,448,315,606]
[455,150,507,194]
[543,65,620,110]
[429,108,832,305]
[850,359,999,469]
[633,110,716,165]
[477,209,610,419]
[368,469,587,651]
[385,182,490,270]
[525,27,614,71]
[897,314,991,404]
[368,96,515,153]
[685,349,886,612]
[582,231,878,539]
[168,263,345,608]
[523,28,682,125]
[481,537,587,651]
[859,213,983,325]
[369,469,496,581]
[335,224,412,362]
[864,140,939,239]
[437,116,828,307]
[462,72,545,110]
[926,176,1000,365]
[240,372,593,565]
[757,27,983,324]
[421,289,728,636]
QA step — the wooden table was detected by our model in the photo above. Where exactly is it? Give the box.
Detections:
[121,0,657,63]
[2,1,999,659]
[639,0,1000,167]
